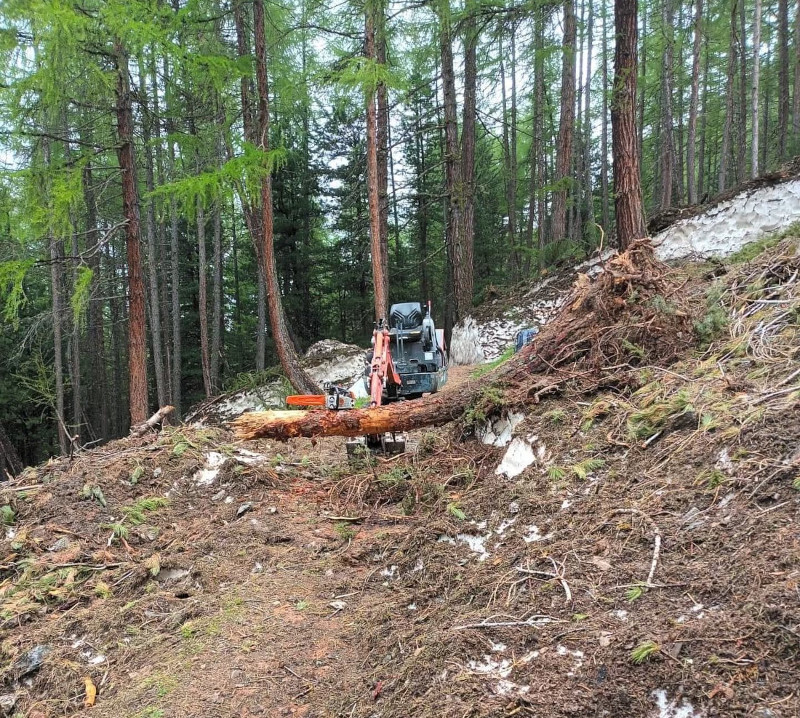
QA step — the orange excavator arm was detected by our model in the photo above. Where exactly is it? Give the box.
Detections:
[369,322,402,408]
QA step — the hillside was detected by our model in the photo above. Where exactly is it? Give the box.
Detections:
[1,237,799,718]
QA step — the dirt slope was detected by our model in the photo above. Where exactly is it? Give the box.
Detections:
[1,240,798,718]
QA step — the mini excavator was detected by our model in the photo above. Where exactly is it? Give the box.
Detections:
[286,301,448,453]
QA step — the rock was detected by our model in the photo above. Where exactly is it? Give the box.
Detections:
[47,537,69,552]
[237,502,253,518]
[0,694,17,714]
[14,645,50,676]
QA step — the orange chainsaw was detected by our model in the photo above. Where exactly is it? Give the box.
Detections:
[286,382,356,410]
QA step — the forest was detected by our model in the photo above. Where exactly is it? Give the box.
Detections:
[0,0,796,466]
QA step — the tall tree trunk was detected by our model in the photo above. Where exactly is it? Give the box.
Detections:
[137,61,168,410]
[164,55,182,418]
[552,0,577,242]
[794,0,800,149]
[114,41,148,426]
[778,0,789,160]
[375,0,390,300]
[499,34,517,274]
[253,0,319,394]
[365,0,388,321]
[80,148,109,441]
[638,2,647,164]
[752,0,762,178]
[211,201,223,392]
[687,0,703,205]
[437,0,470,335]
[719,0,738,192]
[601,0,610,231]
[69,227,82,440]
[232,0,267,370]
[612,0,646,249]
[583,0,594,238]
[0,421,22,478]
[197,198,212,397]
[108,244,126,435]
[659,0,675,210]
[535,11,548,254]
[50,237,67,453]
[698,28,710,199]
[415,97,430,302]
[459,0,477,283]
[737,0,747,182]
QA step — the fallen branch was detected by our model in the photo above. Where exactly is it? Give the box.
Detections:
[610,508,662,587]
[130,406,175,438]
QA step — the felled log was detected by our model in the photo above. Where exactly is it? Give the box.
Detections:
[130,406,175,438]
[233,388,474,441]
[234,241,695,442]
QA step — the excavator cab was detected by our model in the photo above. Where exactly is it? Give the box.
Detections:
[362,302,448,403]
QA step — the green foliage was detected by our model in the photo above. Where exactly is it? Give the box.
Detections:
[446,502,466,520]
[544,408,567,425]
[122,496,169,526]
[547,465,566,481]
[630,640,660,664]
[0,504,15,525]
[69,265,93,329]
[625,584,646,602]
[571,458,605,480]
[725,234,784,264]
[471,346,514,378]
[0,260,32,325]
[334,522,356,541]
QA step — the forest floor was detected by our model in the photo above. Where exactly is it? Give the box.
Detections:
[2,240,799,718]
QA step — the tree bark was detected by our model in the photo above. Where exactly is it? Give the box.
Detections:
[658,0,675,211]
[778,0,789,160]
[365,1,388,321]
[552,0,576,242]
[232,0,267,371]
[80,143,110,441]
[719,0,738,193]
[583,0,594,236]
[612,0,647,248]
[601,0,610,231]
[211,200,223,392]
[253,0,319,394]
[751,0,762,178]
[0,421,22,478]
[115,41,149,427]
[437,0,470,334]
[794,0,800,148]
[197,197,213,397]
[461,0,477,292]
[138,61,168,410]
[687,0,703,205]
[375,0,390,301]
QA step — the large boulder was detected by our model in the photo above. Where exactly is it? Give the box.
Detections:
[185,339,367,424]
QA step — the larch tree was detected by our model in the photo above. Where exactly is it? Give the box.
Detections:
[114,40,149,426]
[551,0,576,242]
[612,0,646,249]
[253,0,319,394]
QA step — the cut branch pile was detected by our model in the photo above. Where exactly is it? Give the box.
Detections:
[233,241,696,441]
